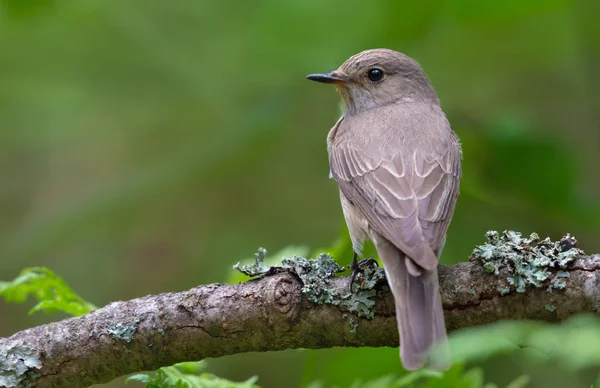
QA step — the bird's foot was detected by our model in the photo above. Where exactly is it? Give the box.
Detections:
[348,253,378,293]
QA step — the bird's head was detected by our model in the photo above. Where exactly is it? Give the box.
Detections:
[306,49,438,116]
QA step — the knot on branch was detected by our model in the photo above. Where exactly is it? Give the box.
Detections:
[272,277,300,315]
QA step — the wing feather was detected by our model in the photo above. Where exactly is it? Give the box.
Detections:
[330,112,460,270]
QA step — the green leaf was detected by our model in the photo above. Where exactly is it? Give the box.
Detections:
[126,361,260,388]
[347,364,498,388]
[444,314,600,372]
[395,368,442,387]
[127,375,154,384]
[505,375,530,388]
[0,267,97,316]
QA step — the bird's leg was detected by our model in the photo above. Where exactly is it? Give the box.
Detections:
[349,251,359,293]
[349,255,380,293]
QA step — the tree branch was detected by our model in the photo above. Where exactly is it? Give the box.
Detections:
[1,254,600,388]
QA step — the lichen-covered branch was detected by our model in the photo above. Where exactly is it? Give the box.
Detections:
[1,243,599,387]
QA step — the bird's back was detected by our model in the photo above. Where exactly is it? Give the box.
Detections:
[329,101,458,162]
[328,100,461,256]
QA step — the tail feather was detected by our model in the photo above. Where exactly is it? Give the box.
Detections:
[375,237,450,370]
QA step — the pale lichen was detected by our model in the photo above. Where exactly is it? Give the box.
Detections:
[151,323,165,337]
[236,249,386,321]
[497,287,510,296]
[282,254,385,320]
[281,254,345,304]
[107,323,137,343]
[348,317,358,333]
[470,230,583,295]
[233,248,270,277]
[0,341,42,388]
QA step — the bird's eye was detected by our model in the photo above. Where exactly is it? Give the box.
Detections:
[367,68,384,82]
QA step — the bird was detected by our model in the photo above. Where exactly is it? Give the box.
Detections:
[306,49,461,370]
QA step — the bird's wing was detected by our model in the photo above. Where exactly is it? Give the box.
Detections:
[330,120,461,271]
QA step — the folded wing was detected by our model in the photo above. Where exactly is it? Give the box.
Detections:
[330,125,460,270]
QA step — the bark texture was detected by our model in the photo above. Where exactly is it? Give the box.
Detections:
[1,255,599,388]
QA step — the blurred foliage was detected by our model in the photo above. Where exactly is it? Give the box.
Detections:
[0,0,599,387]
[0,267,96,316]
[446,315,600,372]
[127,362,259,388]
[128,362,523,388]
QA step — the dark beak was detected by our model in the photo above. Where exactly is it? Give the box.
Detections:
[305,72,346,84]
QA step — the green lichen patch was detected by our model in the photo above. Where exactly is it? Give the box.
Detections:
[236,249,386,321]
[347,317,358,333]
[339,289,378,319]
[470,230,583,294]
[281,254,345,304]
[107,322,137,343]
[545,304,557,312]
[152,324,165,337]
[285,254,386,320]
[233,248,270,277]
[351,259,386,291]
[497,287,510,296]
[0,341,42,388]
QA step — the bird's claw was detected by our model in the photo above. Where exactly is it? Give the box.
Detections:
[349,254,378,293]
[358,258,378,268]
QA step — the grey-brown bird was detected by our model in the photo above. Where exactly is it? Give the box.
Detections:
[306,49,461,370]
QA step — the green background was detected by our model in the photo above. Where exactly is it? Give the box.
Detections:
[1,0,599,387]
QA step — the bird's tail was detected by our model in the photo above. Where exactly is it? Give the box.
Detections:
[375,238,450,370]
